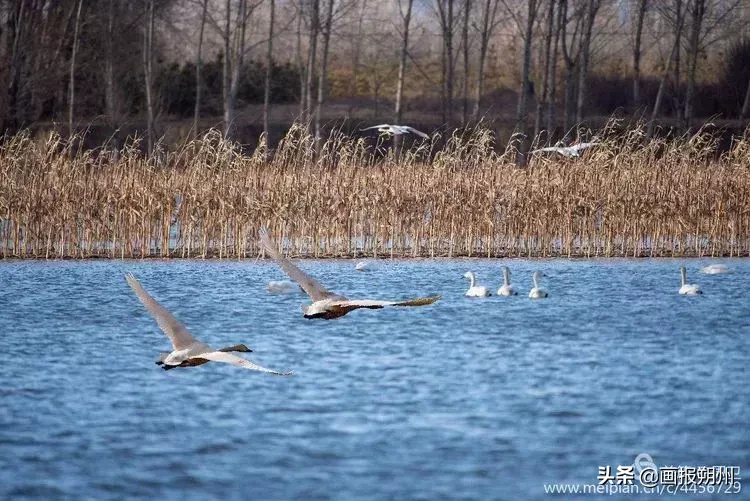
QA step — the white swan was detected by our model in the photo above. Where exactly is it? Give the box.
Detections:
[528,271,549,298]
[355,261,369,271]
[679,266,702,295]
[260,228,440,319]
[497,266,517,296]
[531,141,599,158]
[360,124,429,139]
[125,273,293,375]
[463,271,491,297]
[701,264,729,274]
[266,280,298,294]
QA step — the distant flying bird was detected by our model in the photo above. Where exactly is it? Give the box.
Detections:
[359,124,430,139]
[125,273,293,375]
[259,228,440,319]
[531,142,599,158]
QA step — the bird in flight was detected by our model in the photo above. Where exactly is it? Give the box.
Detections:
[359,124,430,139]
[259,228,440,319]
[125,273,293,375]
[531,142,599,158]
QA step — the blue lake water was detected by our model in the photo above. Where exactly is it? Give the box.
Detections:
[1,258,748,500]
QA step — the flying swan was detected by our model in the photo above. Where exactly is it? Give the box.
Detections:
[360,124,430,139]
[528,271,549,298]
[679,266,702,295]
[259,228,440,319]
[125,273,293,374]
[463,271,491,297]
[531,142,599,158]
[497,266,517,296]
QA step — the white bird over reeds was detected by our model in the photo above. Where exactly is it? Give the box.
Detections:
[355,261,369,271]
[360,124,430,139]
[679,266,702,295]
[497,266,517,296]
[528,271,549,299]
[701,264,729,274]
[125,273,293,375]
[266,280,298,294]
[260,228,440,319]
[531,141,599,158]
[463,271,491,297]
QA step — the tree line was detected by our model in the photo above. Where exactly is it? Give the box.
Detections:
[1,0,750,153]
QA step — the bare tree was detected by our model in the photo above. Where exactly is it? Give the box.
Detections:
[314,0,335,151]
[683,0,705,128]
[516,0,538,167]
[461,0,471,123]
[435,0,456,126]
[305,0,320,122]
[193,0,209,135]
[473,0,501,121]
[68,0,84,138]
[631,0,648,110]
[742,78,750,126]
[547,0,562,132]
[263,0,275,140]
[143,0,156,153]
[559,0,584,130]
[535,0,555,139]
[648,4,686,138]
[575,0,601,124]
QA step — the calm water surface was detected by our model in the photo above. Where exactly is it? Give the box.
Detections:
[1,259,748,500]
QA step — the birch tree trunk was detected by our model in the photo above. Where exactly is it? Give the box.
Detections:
[395,0,414,125]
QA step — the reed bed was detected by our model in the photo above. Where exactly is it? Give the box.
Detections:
[1,123,749,259]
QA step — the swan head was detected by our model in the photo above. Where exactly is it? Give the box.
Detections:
[463,271,474,280]
[533,271,544,281]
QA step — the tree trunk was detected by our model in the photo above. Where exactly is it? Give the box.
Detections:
[222,0,233,137]
[68,0,83,139]
[395,0,413,125]
[672,0,683,121]
[683,0,705,129]
[305,0,320,124]
[547,0,561,133]
[263,0,275,141]
[314,0,334,152]
[143,0,155,154]
[535,0,555,139]
[648,10,685,138]
[194,0,209,136]
[461,0,471,123]
[296,7,306,117]
[575,0,600,124]
[741,78,750,126]
[474,0,498,121]
[516,0,538,167]
[105,0,118,129]
[437,0,455,126]
[632,0,647,110]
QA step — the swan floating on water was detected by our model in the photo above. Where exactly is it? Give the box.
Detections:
[260,228,440,319]
[528,271,549,299]
[355,261,369,271]
[125,273,293,375]
[497,266,517,296]
[701,264,729,274]
[266,280,298,294]
[463,271,491,297]
[531,142,599,158]
[360,124,429,139]
[679,266,702,295]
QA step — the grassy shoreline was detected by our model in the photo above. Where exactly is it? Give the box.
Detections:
[2,124,749,260]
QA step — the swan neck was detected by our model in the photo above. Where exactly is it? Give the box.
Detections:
[533,275,539,288]
[503,268,510,286]
[468,273,476,287]
[681,268,687,286]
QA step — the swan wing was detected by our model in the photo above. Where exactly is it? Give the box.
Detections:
[335,295,441,309]
[125,273,197,350]
[403,126,429,139]
[360,124,391,131]
[259,228,335,301]
[198,351,294,375]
